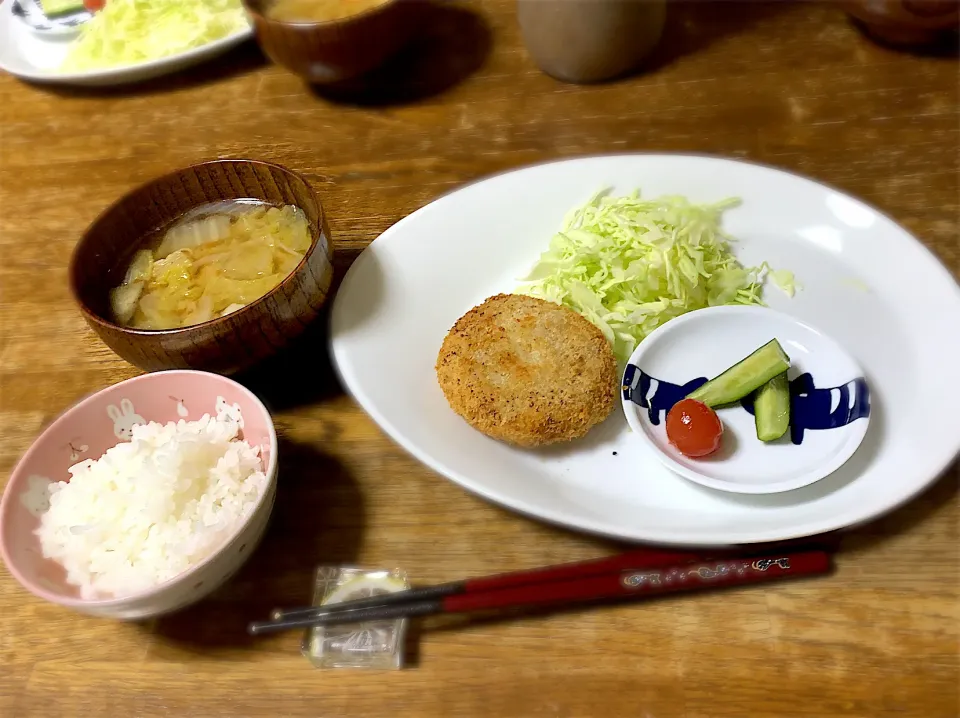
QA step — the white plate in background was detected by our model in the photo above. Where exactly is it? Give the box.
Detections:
[0,0,252,87]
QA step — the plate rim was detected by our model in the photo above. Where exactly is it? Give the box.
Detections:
[330,152,960,546]
[0,1,253,85]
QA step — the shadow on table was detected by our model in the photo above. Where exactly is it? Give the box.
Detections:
[150,436,365,652]
[232,247,365,412]
[234,304,344,412]
[310,2,491,107]
[839,461,959,553]
[631,0,798,77]
[35,42,267,99]
[845,16,960,58]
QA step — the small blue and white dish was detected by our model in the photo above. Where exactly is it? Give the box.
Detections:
[12,0,92,38]
[621,305,871,495]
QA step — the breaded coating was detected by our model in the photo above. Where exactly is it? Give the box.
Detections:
[436,294,617,447]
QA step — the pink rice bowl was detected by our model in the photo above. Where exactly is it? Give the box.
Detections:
[0,370,278,620]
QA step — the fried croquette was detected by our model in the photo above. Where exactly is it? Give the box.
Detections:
[435,293,617,447]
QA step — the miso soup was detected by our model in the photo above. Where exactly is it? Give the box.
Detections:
[109,201,312,330]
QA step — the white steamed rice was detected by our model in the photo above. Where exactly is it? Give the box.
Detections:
[36,397,267,599]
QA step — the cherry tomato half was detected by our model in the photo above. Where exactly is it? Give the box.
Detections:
[665,398,723,458]
[84,0,106,12]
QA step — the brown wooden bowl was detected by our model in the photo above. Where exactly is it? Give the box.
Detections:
[242,0,426,84]
[69,159,335,376]
[841,0,959,47]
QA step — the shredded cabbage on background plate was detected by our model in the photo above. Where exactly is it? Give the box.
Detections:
[518,190,796,364]
[62,0,249,71]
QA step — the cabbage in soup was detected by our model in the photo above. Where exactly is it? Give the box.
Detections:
[109,201,312,330]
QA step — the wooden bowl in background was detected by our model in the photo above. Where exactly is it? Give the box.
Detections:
[242,0,426,84]
[841,0,959,47]
[69,159,334,375]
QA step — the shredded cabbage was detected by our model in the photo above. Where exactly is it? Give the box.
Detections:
[62,0,249,71]
[767,266,798,297]
[518,190,795,364]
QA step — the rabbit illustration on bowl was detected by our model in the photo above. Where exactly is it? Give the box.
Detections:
[107,399,146,440]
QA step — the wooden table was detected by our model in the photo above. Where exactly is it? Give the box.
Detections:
[1,2,957,716]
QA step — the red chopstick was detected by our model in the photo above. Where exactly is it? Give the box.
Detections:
[269,536,836,622]
[269,546,700,622]
[248,549,831,635]
[448,550,829,613]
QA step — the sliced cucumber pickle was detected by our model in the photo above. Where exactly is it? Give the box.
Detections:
[754,371,791,442]
[686,338,791,408]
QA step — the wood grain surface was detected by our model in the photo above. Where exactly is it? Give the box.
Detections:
[0,2,957,716]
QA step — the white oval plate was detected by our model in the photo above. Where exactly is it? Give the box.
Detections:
[0,1,252,87]
[329,154,960,546]
[621,305,871,495]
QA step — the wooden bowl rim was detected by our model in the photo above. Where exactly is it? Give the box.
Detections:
[241,0,401,29]
[68,158,328,337]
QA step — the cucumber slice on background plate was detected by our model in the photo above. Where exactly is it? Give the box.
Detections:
[12,0,92,35]
[754,371,791,441]
[686,338,791,408]
[40,0,85,15]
